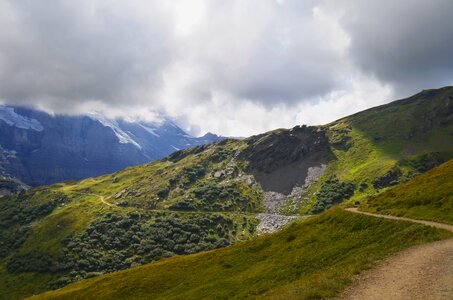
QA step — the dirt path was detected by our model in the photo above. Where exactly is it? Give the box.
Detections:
[345,208,453,232]
[99,195,114,207]
[71,191,115,207]
[338,208,453,300]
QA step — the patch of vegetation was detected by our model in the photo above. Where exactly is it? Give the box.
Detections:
[7,252,57,274]
[4,210,258,293]
[44,212,244,289]
[362,159,453,224]
[0,191,71,259]
[179,165,206,187]
[311,177,355,213]
[399,152,447,173]
[0,191,70,228]
[170,181,260,212]
[0,227,29,259]
[30,208,452,300]
[372,166,402,189]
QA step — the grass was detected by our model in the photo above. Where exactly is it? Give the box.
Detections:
[0,264,56,300]
[361,159,453,224]
[302,87,453,212]
[29,208,452,300]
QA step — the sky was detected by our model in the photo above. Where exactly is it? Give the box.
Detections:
[0,0,452,137]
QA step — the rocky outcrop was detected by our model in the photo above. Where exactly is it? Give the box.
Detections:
[262,192,287,213]
[0,176,28,197]
[258,164,327,214]
[256,213,301,234]
[240,125,330,194]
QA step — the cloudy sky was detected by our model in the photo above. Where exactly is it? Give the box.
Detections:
[0,0,452,136]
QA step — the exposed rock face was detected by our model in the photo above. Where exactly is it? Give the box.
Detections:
[240,125,330,194]
[257,163,327,213]
[256,164,326,233]
[241,127,329,233]
[0,176,28,197]
[0,106,221,186]
[287,164,327,209]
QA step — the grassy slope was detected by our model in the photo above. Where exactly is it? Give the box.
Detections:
[30,208,452,300]
[0,140,262,299]
[360,159,453,224]
[297,87,453,213]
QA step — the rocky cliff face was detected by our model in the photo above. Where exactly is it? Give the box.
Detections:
[0,106,221,186]
[240,125,330,194]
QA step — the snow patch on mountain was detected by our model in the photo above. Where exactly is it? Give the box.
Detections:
[89,113,142,149]
[139,124,160,137]
[0,107,44,131]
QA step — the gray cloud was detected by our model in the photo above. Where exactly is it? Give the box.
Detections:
[0,0,451,136]
[196,0,343,105]
[327,0,453,96]
[0,0,171,110]
[0,0,346,111]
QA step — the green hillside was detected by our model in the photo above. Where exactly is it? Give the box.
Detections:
[307,87,453,212]
[29,208,452,300]
[360,159,453,224]
[1,87,452,298]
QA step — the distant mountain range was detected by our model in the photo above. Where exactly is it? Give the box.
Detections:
[0,106,221,186]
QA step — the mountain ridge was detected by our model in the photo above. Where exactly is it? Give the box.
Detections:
[0,106,221,187]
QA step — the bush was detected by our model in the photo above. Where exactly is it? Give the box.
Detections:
[180,166,206,187]
[405,152,446,173]
[52,212,243,288]
[187,181,250,211]
[372,167,402,188]
[312,177,355,213]
[6,252,56,273]
[0,192,70,228]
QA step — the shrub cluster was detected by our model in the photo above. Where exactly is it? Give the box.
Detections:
[48,212,241,288]
[170,181,252,212]
[312,177,355,213]
[159,165,207,201]
[0,192,70,228]
[372,167,402,189]
[6,251,56,273]
[0,227,29,259]
[0,192,69,258]
[405,152,445,173]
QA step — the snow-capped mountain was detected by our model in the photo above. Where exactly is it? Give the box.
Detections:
[0,106,221,186]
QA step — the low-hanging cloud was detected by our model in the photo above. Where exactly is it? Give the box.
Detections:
[0,0,451,136]
[0,0,172,110]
